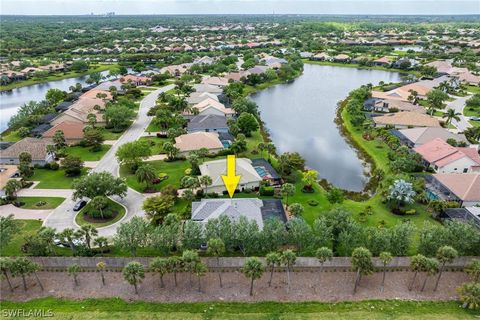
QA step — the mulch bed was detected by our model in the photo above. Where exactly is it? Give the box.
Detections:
[82,211,119,224]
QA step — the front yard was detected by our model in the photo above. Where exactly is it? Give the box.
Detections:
[16,196,65,209]
[29,168,87,189]
[64,145,111,161]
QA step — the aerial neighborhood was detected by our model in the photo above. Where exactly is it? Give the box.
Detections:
[0,12,480,318]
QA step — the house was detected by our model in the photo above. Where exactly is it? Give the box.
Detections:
[225,71,250,82]
[363,98,425,113]
[394,127,469,147]
[247,65,269,75]
[373,56,392,67]
[191,198,287,229]
[193,83,223,94]
[30,124,52,137]
[372,112,441,128]
[193,56,215,65]
[372,83,432,102]
[184,98,235,119]
[55,101,74,112]
[0,138,54,165]
[80,89,113,100]
[251,158,282,186]
[199,158,263,194]
[201,76,229,87]
[187,114,229,133]
[441,207,480,228]
[428,173,480,207]
[174,132,224,156]
[186,92,220,105]
[95,80,124,92]
[310,52,330,61]
[51,98,107,126]
[120,74,152,86]
[332,54,350,63]
[413,138,480,173]
[42,121,85,145]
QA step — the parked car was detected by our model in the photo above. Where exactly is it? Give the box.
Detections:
[470,117,480,121]
[73,200,87,211]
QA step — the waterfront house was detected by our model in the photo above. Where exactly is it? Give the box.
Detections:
[428,173,480,207]
[174,132,224,156]
[441,207,480,228]
[394,127,469,147]
[120,74,152,86]
[373,56,392,67]
[42,121,85,145]
[187,114,229,133]
[364,98,425,113]
[372,111,441,128]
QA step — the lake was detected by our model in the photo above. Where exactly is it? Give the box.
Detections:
[251,64,402,191]
[0,70,111,132]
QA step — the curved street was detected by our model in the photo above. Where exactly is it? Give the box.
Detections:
[42,84,175,237]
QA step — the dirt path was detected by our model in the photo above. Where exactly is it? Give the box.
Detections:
[1,270,467,303]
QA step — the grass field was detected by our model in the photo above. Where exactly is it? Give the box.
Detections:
[0,220,42,256]
[65,145,111,161]
[16,196,65,209]
[0,298,475,320]
[29,168,87,189]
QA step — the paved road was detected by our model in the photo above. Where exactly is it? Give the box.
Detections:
[447,95,472,132]
[43,84,174,237]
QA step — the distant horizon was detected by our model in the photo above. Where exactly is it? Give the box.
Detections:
[2,13,480,17]
[1,0,478,16]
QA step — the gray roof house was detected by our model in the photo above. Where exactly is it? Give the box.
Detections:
[187,114,229,133]
[394,127,469,147]
[0,138,54,165]
[191,198,287,229]
[193,83,223,94]
[441,207,480,228]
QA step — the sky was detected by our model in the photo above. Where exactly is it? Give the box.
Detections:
[1,0,479,15]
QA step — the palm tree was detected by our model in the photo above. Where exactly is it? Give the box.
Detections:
[442,108,461,126]
[242,257,265,296]
[96,261,106,285]
[182,250,200,285]
[265,143,275,160]
[0,257,14,292]
[193,261,208,292]
[68,264,81,286]
[316,247,333,284]
[281,183,295,208]
[421,258,439,292]
[11,257,43,292]
[257,142,266,158]
[166,256,182,287]
[150,257,169,288]
[434,246,458,291]
[58,228,78,255]
[465,259,480,283]
[266,252,282,287]
[457,282,480,309]
[199,175,213,197]
[407,90,418,105]
[4,179,22,200]
[75,225,98,249]
[281,250,297,293]
[351,247,374,294]
[207,238,225,287]
[379,251,392,292]
[135,164,157,190]
[123,261,145,294]
[94,237,109,254]
[409,254,427,291]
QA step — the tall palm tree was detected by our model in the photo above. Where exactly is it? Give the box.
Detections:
[166,256,182,287]
[442,108,461,126]
[242,257,265,296]
[379,251,393,292]
[199,175,213,197]
[434,246,458,291]
[75,225,98,250]
[135,164,157,190]
[409,254,427,291]
[182,250,200,285]
[58,228,78,255]
[96,261,106,285]
[193,261,208,292]
[207,238,225,287]
[421,258,439,292]
[68,264,81,286]
[123,261,145,294]
[266,252,282,287]
[11,257,43,292]
[0,257,14,292]
[150,258,169,288]
[316,247,333,284]
[351,247,374,294]
[281,250,297,293]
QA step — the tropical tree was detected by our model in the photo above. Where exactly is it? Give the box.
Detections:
[379,251,393,292]
[409,254,427,291]
[150,257,169,288]
[457,282,480,310]
[114,217,151,256]
[75,225,98,249]
[302,170,318,192]
[96,261,106,285]
[316,247,333,283]
[351,247,374,294]
[72,171,127,200]
[94,237,109,254]
[4,180,22,201]
[288,203,304,217]
[166,256,183,287]
[135,164,157,190]
[387,179,416,211]
[116,140,152,172]
[68,264,81,286]
[434,246,458,291]
[442,108,461,126]
[61,155,84,177]
[53,130,67,150]
[421,258,439,292]
[242,257,265,296]
[466,259,480,283]
[123,261,145,294]
[281,249,297,293]
[162,142,179,160]
[193,261,208,292]
[281,183,295,207]
[207,238,225,287]
[57,228,78,254]
[142,195,175,225]
[11,257,43,292]
[182,250,200,285]
[266,252,282,287]
[87,113,97,128]
[199,175,213,196]
[0,257,14,292]
[426,89,448,115]
[0,215,19,252]
[89,196,109,219]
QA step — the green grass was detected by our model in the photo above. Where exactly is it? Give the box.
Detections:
[0,298,476,320]
[0,130,22,142]
[121,159,190,192]
[65,145,111,161]
[146,122,163,133]
[75,198,126,228]
[140,136,169,154]
[0,220,42,256]
[0,64,118,91]
[466,85,480,95]
[29,168,87,189]
[100,127,125,140]
[16,196,65,209]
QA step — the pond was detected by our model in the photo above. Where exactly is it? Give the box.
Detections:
[251,64,403,191]
[394,45,424,52]
[0,70,111,132]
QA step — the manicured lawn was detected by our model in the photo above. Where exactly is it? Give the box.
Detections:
[0,298,475,320]
[466,85,480,95]
[140,136,169,154]
[121,159,190,192]
[29,168,87,189]
[65,145,111,161]
[1,220,42,256]
[16,196,65,209]
[75,198,126,228]
[146,122,163,133]
[464,107,480,118]
[0,130,22,142]
[100,127,125,140]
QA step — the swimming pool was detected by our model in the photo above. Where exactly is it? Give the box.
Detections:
[254,166,269,177]
[426,189,440,201]
[222,141,231,148]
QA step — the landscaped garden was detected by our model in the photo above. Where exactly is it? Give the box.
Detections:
[75,198,126,228]
[15,196,65,209]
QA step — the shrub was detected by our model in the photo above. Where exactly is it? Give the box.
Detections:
[405,209,416,215]
[259,185,275,196]
[307,199,319,206]
[49,162,59,170]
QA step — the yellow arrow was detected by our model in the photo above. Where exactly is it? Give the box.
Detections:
[221,155,241,198]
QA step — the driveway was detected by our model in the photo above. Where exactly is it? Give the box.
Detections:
[447,95,472,132]
[0,204,51,220]
[43,84,175,237]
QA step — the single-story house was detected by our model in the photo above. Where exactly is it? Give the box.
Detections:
[51,97,107,126]
[428,173,480,207]
[199,158,263,194]
[251,158,282,186]
[393,58,419,69]
[247,66,269,75]
[174,132,224,156]
[193,83,224,94]
[372,111,441,128]
[42,121,85,145]
[187,114,229,133]
[55,101,74,112]
[193,56,215,65]
[394,127,469,148]
[364,98,425,113]
[413,138,480,173]
[372,82,432,102]
[39,113,57,124]
[186,92,220,105]
[120,74,152,86]
[332,54,350,63]
[310,52,330,61]
[30,124,52,137]
[0,138,54,165]
[191,198,287,230]
[441,207,480,228]
[201,76,229,88]
[373,56,392,67]
[183,98,235,119]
